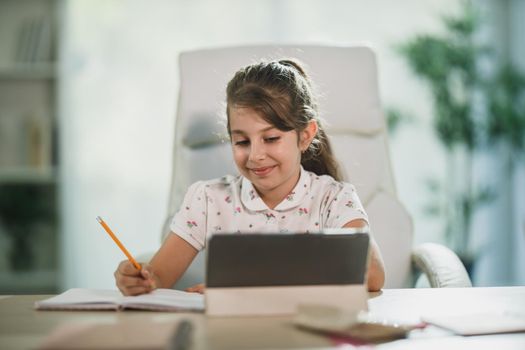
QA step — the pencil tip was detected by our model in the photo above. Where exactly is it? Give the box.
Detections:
[96,216,102,223]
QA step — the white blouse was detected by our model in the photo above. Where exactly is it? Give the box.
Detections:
[170,167,368,251]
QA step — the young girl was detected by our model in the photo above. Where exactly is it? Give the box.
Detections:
[115,59,385,295]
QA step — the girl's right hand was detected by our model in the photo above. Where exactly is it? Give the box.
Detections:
[114,260,158,296]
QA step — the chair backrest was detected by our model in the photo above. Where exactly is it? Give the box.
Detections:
[164,45,413,288]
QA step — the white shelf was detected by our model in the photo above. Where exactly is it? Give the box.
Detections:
[0,167,56,184]
[0,63,56,80]
[0,0,59,295]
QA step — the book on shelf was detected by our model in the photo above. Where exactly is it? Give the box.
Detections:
[34,288,205,312]
[0,112,52,170]
[27,114,52,168]
[14,16,52,65]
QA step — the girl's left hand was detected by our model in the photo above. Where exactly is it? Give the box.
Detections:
[185,283,205,294]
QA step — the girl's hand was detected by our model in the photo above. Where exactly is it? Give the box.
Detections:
[185,283,205,294]
[114,260,158,296]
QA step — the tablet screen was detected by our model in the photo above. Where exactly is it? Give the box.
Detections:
[206,233,369,288]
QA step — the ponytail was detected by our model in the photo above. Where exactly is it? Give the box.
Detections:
[301,123,343,182]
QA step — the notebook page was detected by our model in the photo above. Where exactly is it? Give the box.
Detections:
[120,289,205,312]
[35,289,121,310]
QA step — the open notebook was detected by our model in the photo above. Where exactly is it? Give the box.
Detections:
[34,288,205,312]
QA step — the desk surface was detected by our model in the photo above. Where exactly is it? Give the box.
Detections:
[1,287,524,349]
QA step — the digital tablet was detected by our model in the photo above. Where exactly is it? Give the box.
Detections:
[205,231,370,316]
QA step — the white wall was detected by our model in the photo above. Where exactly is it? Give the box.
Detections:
[58,0,464,289]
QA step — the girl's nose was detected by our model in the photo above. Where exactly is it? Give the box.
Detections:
[249,141,266,161]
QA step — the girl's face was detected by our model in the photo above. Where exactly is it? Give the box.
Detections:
[229,107,311,205]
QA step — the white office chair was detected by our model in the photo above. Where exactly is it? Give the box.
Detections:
[161,45,472,289]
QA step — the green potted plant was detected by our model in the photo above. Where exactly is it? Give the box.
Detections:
[0,184,56,271]
[486,63,525,170]
[390,1,525,276]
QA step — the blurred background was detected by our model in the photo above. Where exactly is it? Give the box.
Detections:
[0,0,523,294]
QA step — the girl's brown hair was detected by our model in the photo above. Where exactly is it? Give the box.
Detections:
[226,59,342,181]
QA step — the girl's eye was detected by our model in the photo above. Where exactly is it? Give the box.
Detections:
[264,136,280,143]
[234,140,249,146]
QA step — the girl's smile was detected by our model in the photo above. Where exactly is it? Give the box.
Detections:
[249,165,277,177]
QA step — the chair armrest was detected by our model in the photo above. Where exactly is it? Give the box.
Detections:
[411,243,472,288]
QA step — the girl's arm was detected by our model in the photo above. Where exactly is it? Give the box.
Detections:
[149,233,199,288]
[114,232,198,295]
[344,219,386,292]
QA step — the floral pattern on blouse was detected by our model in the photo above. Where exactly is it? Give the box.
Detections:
[170,167,368,251]
[298,208,308,215]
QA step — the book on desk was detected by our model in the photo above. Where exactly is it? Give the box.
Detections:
[34,288,204,312]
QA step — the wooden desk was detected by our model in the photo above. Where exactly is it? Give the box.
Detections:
[1,287,524,349]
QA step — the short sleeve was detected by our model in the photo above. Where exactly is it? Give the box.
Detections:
[170,181,208,251]
[323,183,368,228]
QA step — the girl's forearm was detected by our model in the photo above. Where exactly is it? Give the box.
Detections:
[367,240,386,291]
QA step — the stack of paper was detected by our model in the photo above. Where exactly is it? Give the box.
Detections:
[423,313,525,336]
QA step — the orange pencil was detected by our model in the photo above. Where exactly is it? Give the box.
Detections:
[96,216,142,271]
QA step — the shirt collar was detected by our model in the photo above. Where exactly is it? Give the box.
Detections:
[240,166,310,212]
